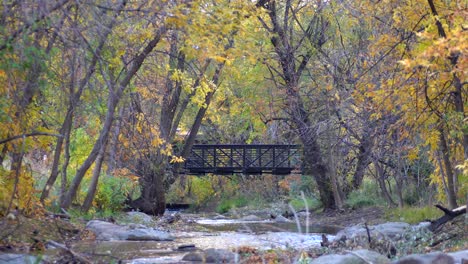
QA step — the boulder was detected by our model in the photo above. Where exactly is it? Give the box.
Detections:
[334,222,411,241]
[182,252,204,262]
[448,250,468,264]
[125,211,155,226]
[310,249,390,264]
[373,222,411,239]
[0,254,44,264]
[86,220,173,241]
[182,248,238,263]
[392,252,455,264]
[274,214,292,223]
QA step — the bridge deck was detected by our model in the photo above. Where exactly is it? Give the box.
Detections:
[184,144,301,175]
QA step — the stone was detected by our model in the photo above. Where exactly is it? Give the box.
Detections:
[373,222,411,239]
[125,228,173,241]
[240,215,262,221]
[204,248,237,263]
[86,220,173,241]
[334,222,411,242]
[334,225,367,241]
[448,250,468,264]
[274,214,292,223]
[392,252,455,264]
[125,211,155,226]
[182,252,204,262]
[182,249,238,263]
[310,250,389,264]
[0,254,44,264]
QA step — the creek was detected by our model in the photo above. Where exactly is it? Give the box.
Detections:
[66,215,340,263]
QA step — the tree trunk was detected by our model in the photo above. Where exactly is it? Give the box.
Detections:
[40,105,73,203]
[375,162,397,206]
[107,107,124,175]
[81,140,107,212]
[59,122,72,205]
[129,154,166,215]
[61,29,166,209]
[40,2,121,202]
[439,131,458,209]
[351,141,372,190]
[302,136,336,210]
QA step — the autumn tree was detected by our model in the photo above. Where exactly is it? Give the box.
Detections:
[344,0,467,209]
[256,0,338,209]
[0,0,69,214]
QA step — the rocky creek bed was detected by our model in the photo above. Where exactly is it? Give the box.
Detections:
[0,207,466,263]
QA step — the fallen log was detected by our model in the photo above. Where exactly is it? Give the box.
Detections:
[429,204,466,232]
[47,240,91,264]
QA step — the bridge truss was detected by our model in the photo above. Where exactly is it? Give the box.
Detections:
[184,144,301,175]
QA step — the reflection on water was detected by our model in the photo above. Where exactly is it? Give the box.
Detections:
[69,240,179,263]
[196,219,341,234]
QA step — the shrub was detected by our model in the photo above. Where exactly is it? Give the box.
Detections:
[216,196,249,213]
[93,175,138,212]
[189,176,216,207]
[345,179,384,209]
[288,195,321,211]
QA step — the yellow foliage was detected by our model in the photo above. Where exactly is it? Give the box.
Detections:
[0,166,44,217]
[170,156,185,163]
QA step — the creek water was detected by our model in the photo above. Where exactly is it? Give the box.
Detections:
[67,217,340,263]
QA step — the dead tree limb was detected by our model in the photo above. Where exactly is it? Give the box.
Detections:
[429,204,466,232]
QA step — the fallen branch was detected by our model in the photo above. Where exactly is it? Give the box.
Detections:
[429,205,466,232]
[47,240,91,264]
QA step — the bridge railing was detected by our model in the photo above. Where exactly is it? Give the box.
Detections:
[184,144,301,175]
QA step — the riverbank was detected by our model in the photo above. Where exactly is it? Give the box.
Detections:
[0,205,466,263]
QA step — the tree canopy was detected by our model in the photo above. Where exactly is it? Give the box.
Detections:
[0,0,465,216]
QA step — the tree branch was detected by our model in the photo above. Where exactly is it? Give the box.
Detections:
[0,132,63,145]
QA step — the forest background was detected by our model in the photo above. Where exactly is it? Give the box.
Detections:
[0,0,466,218]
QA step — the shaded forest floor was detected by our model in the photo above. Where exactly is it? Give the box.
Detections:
[308,206,385,227]
[0,214,81,253]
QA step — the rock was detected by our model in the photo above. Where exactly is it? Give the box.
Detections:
[182,248,238,263]
[182,252,204,262]
[334,225,367,241]
[373,222,410,239]
[334,222,411,242]
[392,252,455,264]
[127,223,147,229]
[297,211,311,217]
[162,212,181,224]
[0,254,45,264]
[240,215,262,221]
[412,222,431,231]
[125,211,155,226]
[86,220,173,241]
[274,214,292,223]
[204,248,237,263]
[448,250,468,264]
[310,249,390,264]
[213,214,228,220]
[125,228,173,241]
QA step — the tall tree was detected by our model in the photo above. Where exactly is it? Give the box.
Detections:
[257,0,336,209]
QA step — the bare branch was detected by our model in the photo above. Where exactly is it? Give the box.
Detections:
[0,132,63,145]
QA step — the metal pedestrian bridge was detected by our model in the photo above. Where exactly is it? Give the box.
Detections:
[184,144,301,175]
